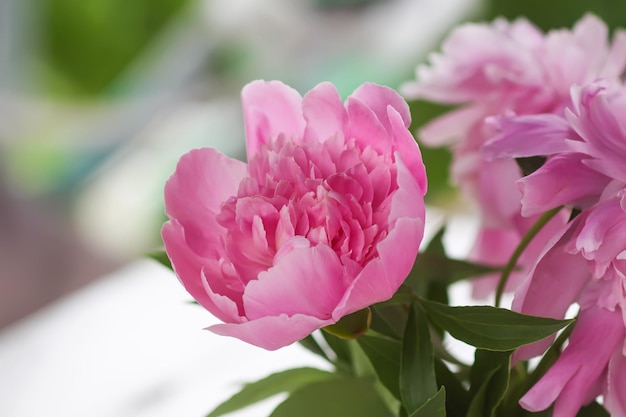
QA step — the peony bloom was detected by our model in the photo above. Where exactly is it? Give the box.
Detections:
[513,191,626,417]
[161,80,427,350]
[402,14,626,298]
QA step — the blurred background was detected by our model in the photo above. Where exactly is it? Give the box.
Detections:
[0,0,625,415]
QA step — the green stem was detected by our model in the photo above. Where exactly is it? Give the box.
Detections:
[495,206,563,307]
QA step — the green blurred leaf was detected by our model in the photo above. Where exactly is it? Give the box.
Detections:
[206,367,335,417]
[409,386,446,417]
[357,333,402,399]
[370,304,408,339]
[576,401,610,417]
[467,350,511,417]
[321,330,353,367]
[298,335,331,363]
[146,250,172,270]
[419,299,573,351]
[269,376,394,417]
[434,359,469,417]
[323,308,371,339]
[400,304,438,414]
[405,227,502,292]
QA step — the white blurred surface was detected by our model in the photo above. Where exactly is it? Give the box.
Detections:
[0,260,330,417]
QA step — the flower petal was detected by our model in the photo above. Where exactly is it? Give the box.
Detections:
[241,80,305,160]
[388,106,427,193]
[208,313,332,350]
[243,243,346,321]
[302,82,348,143]
[605,347,626,417]
[351,82,412,133]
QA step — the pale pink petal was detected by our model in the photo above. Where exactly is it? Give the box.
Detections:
[241,80,305,160]
[518,154,611,216]
[513,220,591,362]
[208,313,333,350]
[201,268,243,324]
[351,82,411,133]
[601,29,626,80]
[302,82,348,143]
[164,148,247,237]
[388,153,427,224]
[417,105,488,146]
[605,348,626,417]
[243,243,346,320]
[520,306,624,416]
[346,96,391,154]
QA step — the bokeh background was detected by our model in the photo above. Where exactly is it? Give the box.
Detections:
[0,0,624,415]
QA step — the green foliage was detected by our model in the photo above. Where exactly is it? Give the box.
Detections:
[42,0,190,95]
[357,333,402,398]
[466,350,511,417]
[408,387,446,417]
[400,304,438,415]
[146,250,172,270]
[268,376,394,417]
[419,299,573,351]
[205,368,336,417]
[323,308,372,339]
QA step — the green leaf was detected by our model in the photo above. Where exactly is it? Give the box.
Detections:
[400,304,438,414]
[409,386,446,417]
[321,330,353,367]
[466,350,512,417]
[269,376,394,417]
[576,401,610,417]
[405,227,501,291]
[146,250,172,270]
[434,359,469,417]
[297,334,331,363]
[323,308,371,339]
[419,299,574,351]
[205,367,335,417]
[357,333,402,399]
[370,304,408,339]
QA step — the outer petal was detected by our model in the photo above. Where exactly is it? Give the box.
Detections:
[243,243,346,321]
[512,219,591,362]
[333,156,425,318]
[208,313,333,351]
[346,96,391,154]
[518,154,611,216]
[302,82,348,143]
[388,106,427,193]
[351,82,412,133]
[241,80,305,160]
[520,306,624,416]
[162,220,240,323]
[417,104,488,146]
[605,347,626,417]
[164,148,247,245]
[483,113,573,160]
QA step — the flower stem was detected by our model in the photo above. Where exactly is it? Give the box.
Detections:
[494,206,563,307]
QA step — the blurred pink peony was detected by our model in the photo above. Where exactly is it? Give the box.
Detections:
[513,191,626,416]
[402,14,626,298]
[161,80,427,350]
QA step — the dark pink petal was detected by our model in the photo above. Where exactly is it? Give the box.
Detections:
[208,313,333,350]
[162,220,241,323]
[520,306,624,416]
[605,346,626,417]
[388,106,427,193]
[242,243,346,321]
[302,82,349,143]
[518,154,611,216]
[512,220,591,362]
[241,80,305,160]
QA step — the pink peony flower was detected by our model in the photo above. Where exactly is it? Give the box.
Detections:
[161,80,427,350]
[402,15,626,299]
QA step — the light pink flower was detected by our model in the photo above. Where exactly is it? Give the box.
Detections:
[162,80,427,350]
[403,15,626,298]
